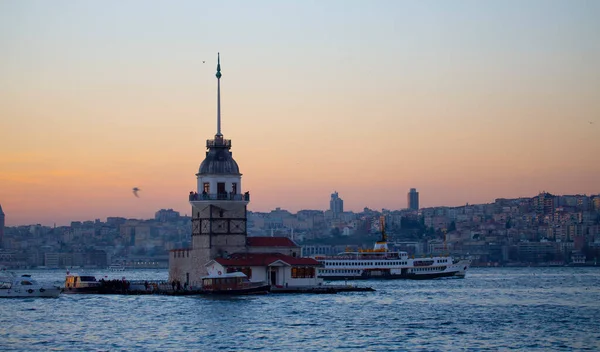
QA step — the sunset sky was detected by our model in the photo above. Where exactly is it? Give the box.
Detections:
[1,1,599,226]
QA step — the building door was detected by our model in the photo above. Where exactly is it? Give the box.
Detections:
[217,182,226,199]
[270,269,277,286]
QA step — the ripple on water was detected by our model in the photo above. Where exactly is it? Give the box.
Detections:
[2,268,600,351]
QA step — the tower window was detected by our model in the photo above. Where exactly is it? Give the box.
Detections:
[232,183,237,194]
[203,183,210,193]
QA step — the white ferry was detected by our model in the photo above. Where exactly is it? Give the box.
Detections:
[315,217,471,280]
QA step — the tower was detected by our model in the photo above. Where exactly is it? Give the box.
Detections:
[407,188,419,211]
[0,204,4,248]
[170,54,250,285]
[330,191,343,218]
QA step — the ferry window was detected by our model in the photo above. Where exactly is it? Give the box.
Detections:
[20,281,33,285]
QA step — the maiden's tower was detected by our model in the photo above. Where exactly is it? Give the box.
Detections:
[169,54,250,286]
[169,54,321,289]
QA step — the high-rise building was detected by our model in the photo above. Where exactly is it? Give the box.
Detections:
[407,188,419,211]
[0,204,4,248]
[330,191,344,218]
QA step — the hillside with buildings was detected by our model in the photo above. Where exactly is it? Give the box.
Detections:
[1,191,599,269]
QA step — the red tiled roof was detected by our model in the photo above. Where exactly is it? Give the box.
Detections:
[214,252,319,267]
[246,236,299,247]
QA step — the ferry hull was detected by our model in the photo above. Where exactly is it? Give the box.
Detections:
[320,270,465,281]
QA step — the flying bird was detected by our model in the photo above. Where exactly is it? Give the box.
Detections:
[202,61,205,63]
[132,187,140,198]
[589,121,594,124]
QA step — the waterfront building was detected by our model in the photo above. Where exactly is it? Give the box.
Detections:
[168,54,320,287]
[330,191,343,218]
[206,252,321,288]
[407,188,419,211]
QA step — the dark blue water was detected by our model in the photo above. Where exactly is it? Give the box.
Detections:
[1,268,599,351]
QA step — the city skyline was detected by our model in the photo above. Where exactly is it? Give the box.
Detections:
[2,189,599,227]
[1,1,599,226]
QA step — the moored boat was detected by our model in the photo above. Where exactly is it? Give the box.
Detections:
[63,273,103,294]
[315,217,471,281]
[201,272,270,295]
[0,272,61,298]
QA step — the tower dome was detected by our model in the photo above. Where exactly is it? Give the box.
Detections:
[198,138,240,175]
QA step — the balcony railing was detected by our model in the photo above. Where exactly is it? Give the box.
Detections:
[189,192,250,202]
[206,138,232,148]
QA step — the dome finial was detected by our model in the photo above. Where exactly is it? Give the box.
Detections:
[216,52,222,79]
[216,52,222,137]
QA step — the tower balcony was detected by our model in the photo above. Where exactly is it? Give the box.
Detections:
[189,192,250,202]
[206,138,231,148]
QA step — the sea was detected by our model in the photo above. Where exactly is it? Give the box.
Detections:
[1,267,599,351]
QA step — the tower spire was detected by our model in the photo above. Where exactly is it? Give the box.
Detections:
[216,52,222,137]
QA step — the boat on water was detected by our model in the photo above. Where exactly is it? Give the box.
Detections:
[63,273,103,294]
[0,272,61,298]
[108,264,126,272]
[201,272,270,295]
[314,217,471,281]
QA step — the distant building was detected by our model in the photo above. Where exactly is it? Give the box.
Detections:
[0,204,4,248]
[407,188,419,211]
[155,208,180,222]
[44,252,60,268]
[330,191,344,218]
[533,192,557,214]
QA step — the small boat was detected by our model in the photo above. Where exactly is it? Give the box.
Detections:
[201,272,270,295]
[0,273,61,298]
[63,273,103,294]
[108,264,126,272]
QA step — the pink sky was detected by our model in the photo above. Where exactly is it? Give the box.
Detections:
[1,1,599,226]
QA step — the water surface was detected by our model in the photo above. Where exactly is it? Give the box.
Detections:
[1,267,599,351]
